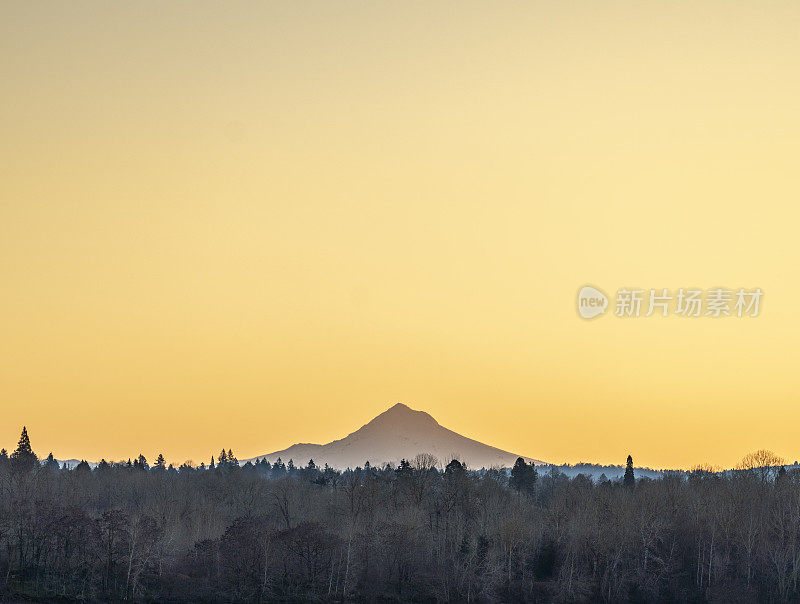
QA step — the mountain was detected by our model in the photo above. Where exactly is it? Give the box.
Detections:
[245,403,543,470]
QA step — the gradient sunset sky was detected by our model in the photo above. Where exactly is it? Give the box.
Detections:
[2,2,799,469]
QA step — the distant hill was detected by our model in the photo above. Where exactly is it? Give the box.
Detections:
[244,402,544,470]
[56,459,86,469]
[541,462,664,481]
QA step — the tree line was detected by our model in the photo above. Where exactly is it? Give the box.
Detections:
[0,427,797,602]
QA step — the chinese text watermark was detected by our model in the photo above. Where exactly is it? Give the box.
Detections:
[578,286,762,319]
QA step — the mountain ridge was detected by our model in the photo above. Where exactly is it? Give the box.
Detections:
[244,402,543,470]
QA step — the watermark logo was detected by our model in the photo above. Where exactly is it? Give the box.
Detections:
[578,286,762,319]
[577,285,609,319]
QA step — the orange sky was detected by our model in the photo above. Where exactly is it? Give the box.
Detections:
[2,1,799,469]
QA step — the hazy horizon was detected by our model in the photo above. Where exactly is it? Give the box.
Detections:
[4,402,792,474]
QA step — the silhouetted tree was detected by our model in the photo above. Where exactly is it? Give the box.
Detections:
[227,449,238,467]
[323,463,339,487]
[623,454,635,489]
[134,454,148,471]
[737,449,784,482]
[445,458,465,477]
[11,425,38,473]
[395,458,412,478]
[44,452,60,471]
[510,456,537,494]
[272,457,286,478]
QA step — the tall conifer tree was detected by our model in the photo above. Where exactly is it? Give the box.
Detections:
[11,426,38,473]
[623,454,636,489]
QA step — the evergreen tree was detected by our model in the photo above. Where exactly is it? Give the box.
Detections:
[137,454,149,471]
[11,426,38,473]
[155,454,166,470]
[323,463,338,486]
[509,457,537,494]
[210,455,215,470]
[509,456,524,485]
[304,458,320,482]
[45,452,60,471]
[75,460,91,473]
[287,459,295,475]
[445,458,465,478]
[623,454,636,489]
[227,449,238,467]
[219,449,228,467]
[13,426,34,456]
[272,457,285,478]
[395,459,412,479]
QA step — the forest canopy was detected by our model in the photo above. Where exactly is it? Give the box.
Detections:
[0,428,795,602]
